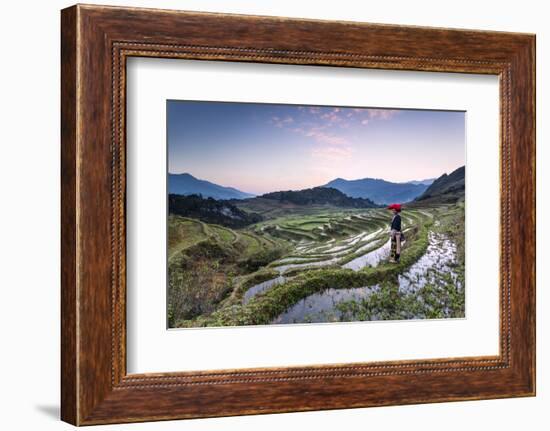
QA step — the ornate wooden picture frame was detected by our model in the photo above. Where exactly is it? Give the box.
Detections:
[61,4,535,425]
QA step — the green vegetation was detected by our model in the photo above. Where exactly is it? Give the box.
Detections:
[259,186,378,208]
[168,216,206,261]
[179,221,431,327]
[167,214,289,326]
[334,204,465,322]
[434,200,465,265]
[334,278,465,322]
[168,196,465,328]
[169,194,262,228]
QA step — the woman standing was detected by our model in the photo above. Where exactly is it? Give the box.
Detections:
[387,203,402,263]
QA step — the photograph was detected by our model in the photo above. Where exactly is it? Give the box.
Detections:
[167,101,466,328]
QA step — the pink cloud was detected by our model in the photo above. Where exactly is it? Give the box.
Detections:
[356,108,399,126]
[366,109,399,120]
[311,145,353,160]
[304,106,400,129]
[319,111,346,124]
[270,106,400,146]
[304,128,348,146]
[270,115,294,128]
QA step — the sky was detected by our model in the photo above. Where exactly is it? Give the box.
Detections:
[167,100,465,195]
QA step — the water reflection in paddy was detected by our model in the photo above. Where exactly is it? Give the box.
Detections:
[398,231,459,293]
[243,276,286,304]
[272,285,380,324]
[274,257,339,274]
[342,239,391,271]
[270,231,461,324]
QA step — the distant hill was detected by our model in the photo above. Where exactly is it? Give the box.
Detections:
[323,177,429,205]
[169,173,255,200]
[415,166,465,203]
[168,194,262,228]
[260,187,378,208]
[407,178,436,186]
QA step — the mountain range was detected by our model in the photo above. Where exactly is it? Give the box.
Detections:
[323,177,432,205]
[169,170,463,205]
[407,178,436,186]
[169,173,255,200]
[415,166,465,203]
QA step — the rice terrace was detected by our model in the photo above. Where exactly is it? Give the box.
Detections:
[167,101,466,328]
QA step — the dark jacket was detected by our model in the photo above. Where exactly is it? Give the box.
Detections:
[391,214,402,231]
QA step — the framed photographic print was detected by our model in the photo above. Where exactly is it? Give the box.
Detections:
[61,4,536,425]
